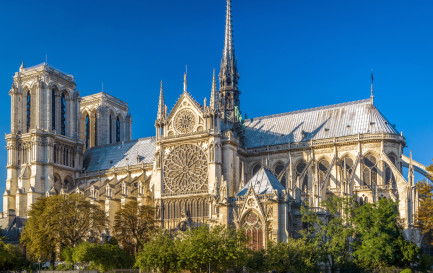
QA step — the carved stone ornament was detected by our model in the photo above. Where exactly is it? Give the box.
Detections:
[174,109,196,134]
[163,144,208,194]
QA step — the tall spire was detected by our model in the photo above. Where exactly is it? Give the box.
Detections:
[370,70,374,104]
[219,0,239,90]
[157,80,165,120]
[210,69,218,110]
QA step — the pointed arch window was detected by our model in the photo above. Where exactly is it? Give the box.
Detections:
[85,115,90,148]
[295,161,309,192]
[51,89,56,130]
[363,154,378,186]
[109,114,113,144]
[61,94,66,135]
[274,163,287,188]
[116,117,120,143]
[94,113,98,146]
[26,91,31,132]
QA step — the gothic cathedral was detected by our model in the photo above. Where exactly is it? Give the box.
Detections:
[2,0,431,248]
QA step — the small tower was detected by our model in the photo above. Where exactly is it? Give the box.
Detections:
[155,81,166,140]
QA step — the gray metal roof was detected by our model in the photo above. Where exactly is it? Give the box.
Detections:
[243,99,399,148]
[237,167,285,196]
[84,137,155,172]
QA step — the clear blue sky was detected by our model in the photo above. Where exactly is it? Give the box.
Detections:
[0,0,432,210]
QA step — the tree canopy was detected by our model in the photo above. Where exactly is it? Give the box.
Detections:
[20,193,106,262]
[113,200,156,255]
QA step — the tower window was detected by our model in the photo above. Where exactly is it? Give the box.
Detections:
[26,92,31,132]
[51,89,56,130]
[109,114,113,144]
[61,94,66,135]
[85,115,90,148]
[116,117,120,143]
[94,113,98,146]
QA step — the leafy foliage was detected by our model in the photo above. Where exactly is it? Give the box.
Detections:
[20,194,107,262]
[63,239,134,272]
[113,201,156,255]
[265,239,318,273]
[416,177,433,236]
[301,195,356,271]
[0,237,29,270]
[135,231,179,273]
[352,198,420,269]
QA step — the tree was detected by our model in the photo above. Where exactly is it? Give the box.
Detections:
[135,231,180,273]
[416,162,433,236]
[113,201,156,255]
[177,225,249,273]
[0,236,29,270]
[63,239,134,272]
[265,239,318,273]
[300,195,356,272]
[20,194,106,262]
[352,198,420,269]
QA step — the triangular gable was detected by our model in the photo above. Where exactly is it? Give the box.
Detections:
[167,91,203,120]
[238,186,267,225]
[237,167,284,196]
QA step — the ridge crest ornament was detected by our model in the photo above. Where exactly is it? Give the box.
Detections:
[174,109,196,134]
[163,144,208,194]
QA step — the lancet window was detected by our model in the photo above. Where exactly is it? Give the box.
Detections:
[85,115,90,148]
[61,94,66,135]
[242,211,264,250]
[26,91,31,132]
[384,154,396,186]
[318,159,330,185]
[51,89,56,130]
[295,161,309,192]
[274,163,286,188]
[116,117,120,143]
[363,154,378,186]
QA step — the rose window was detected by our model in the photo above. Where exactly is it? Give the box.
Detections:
[174,109,196,134]
[163,144,208,194]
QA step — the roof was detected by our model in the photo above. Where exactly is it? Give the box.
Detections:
[243,98,399,148]
[83,137,155,172]
[237,167,285,196]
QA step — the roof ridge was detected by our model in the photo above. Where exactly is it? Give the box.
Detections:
[245,98,371,122]
[84,136,155,151]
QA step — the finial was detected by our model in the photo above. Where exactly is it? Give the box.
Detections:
[183,71,187,93]
[157,80,166,120]
[370,69,374,104]
[102,82,104,92]
[210,68,218,110]
[19,60,25,71]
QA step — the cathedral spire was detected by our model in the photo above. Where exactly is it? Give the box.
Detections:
[157,80,165,121]
[219,0,239,90]
[19,60,25,71]
[210,69,218,110]
[370,70,374,104]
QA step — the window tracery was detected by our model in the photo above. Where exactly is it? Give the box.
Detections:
[363,154,378,186]
[295,161,309,192]
[242,211,264,250]
[163,144,208,194]
[174,109,196,134]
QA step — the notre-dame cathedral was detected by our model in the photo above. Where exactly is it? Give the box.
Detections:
[2,0,432,248]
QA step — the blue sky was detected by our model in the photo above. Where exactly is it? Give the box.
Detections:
[0,0,432,210]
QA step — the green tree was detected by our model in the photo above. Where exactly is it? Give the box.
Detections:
[352,198,420,269]
[417,177,433,236]
[20,193,107,262]
[177,225,249,273]
[63,239,134,272]
[300,196,356,272]
[113,201,156,255]
[135,231,180,273]
[265,239,318,273]
[0,236,29,270]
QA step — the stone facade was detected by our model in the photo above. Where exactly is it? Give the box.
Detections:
[2,0,432,248]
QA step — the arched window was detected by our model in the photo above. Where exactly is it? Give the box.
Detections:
[61,94,66,135]
[26,91,31,132]
[116,116,121,143]
[243,211,264,250]
[363,154,378,186]
[85,115,90,148]
[385,154,396,186]
[274,163,286,188]
[318,159,330,186]
[252,164,261,176]
[340,157,354,182]
[51,89,56,130]
[109,114,113,144]
[94,113,98,146]
[296,161,309,192]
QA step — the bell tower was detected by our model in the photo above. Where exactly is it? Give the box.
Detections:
[4,63,83,217]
